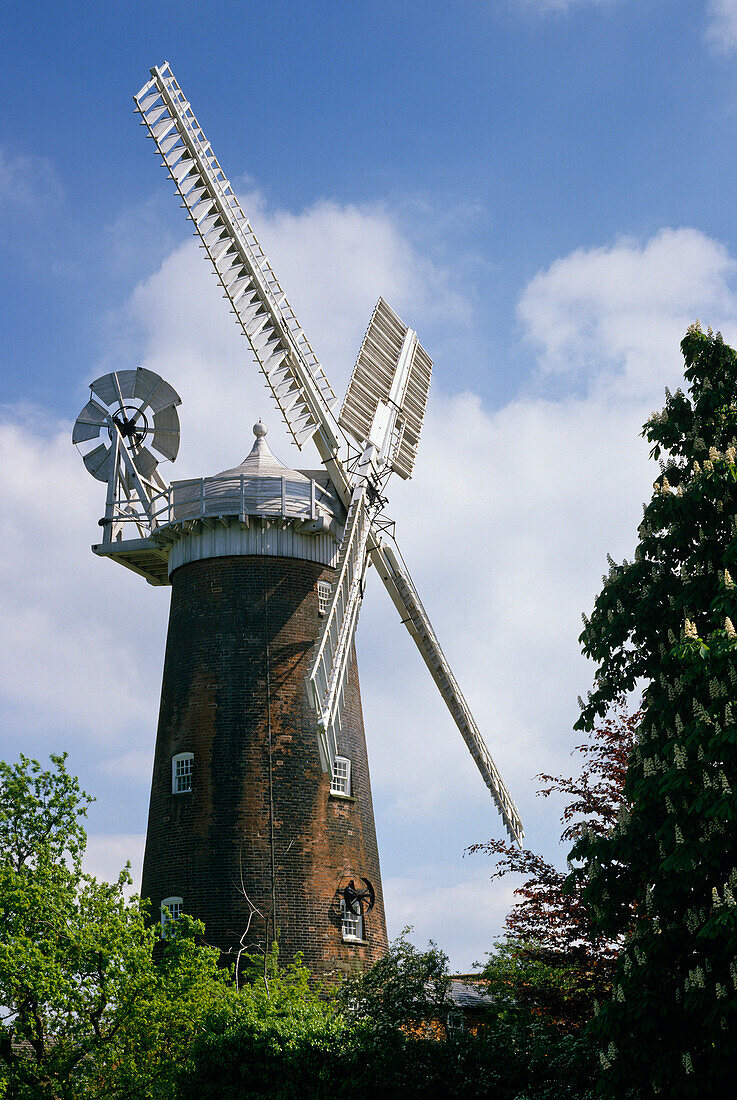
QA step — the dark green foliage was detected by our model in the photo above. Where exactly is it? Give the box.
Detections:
[177,933,596,1100]
[340,929,452,1036]
[176,948,346,1100]
[574,326,737,1095]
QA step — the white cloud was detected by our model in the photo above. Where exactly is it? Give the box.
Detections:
[3,199,737,968]
[84,833,146,892]
[706,0,737,51]
[518,228,737,398]
[98,750,154,782]
[384,869,520,969]
[0,412,166,746]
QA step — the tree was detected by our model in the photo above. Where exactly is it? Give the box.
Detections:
[176,945,346,1100]
[340,929,452,1039]
[0,753,229,1099]
[339,932,595,1100]
[469,704,639,1029]
[573,325,737,1095]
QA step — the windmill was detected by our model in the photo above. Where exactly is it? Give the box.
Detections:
[74,62,523,977]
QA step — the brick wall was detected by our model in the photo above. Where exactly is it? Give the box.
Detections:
[141,551,388,979]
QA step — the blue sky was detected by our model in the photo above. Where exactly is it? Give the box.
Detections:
[4,0,737,967]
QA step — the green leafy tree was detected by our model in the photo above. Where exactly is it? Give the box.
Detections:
[176,946,346,1100]
[0,753,229,1099]
[341,929,452,1039]
[340,933,594,1100]
[573,325,737,1095]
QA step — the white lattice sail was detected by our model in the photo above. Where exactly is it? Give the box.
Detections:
[340,297,432,479]
[134,63,336,449]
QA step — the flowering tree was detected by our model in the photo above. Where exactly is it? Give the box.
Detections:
[470,705,639,1029]
[572,325,737,1095]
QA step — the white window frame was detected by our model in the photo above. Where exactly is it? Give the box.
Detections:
[317,580,331,615]
[330,755,351,797]
[160,896,183,936]
[171,752,194,794]
[340,896,363,941]
[446,1008,465,1036]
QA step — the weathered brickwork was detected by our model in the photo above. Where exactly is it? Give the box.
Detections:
[141,549,388,978]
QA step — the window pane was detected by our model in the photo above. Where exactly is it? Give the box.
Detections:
[318,580,331,615]
[172,753,193,793]
[341,897,363,940]
[161,897,183,937]
[331,756,350,796]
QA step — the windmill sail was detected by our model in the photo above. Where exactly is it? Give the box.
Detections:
[134,63,337,450]
[340,297,432,479]
[370,540,524,845]
[306,485,373,770]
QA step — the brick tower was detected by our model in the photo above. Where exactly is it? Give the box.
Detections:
[140,424,388,977]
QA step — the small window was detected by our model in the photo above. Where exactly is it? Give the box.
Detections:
[446,1009,465,1036]
[331,756,351,796]
[317,580,331,615]
[160,896,183,936]
[172,752,193,794]
[340,896,363,941]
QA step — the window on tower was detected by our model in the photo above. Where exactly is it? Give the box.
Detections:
[171,752,194,794]
[160,896,183,937]
[330,756,351,797]
[340,896,363,941]
[317,580,331,615]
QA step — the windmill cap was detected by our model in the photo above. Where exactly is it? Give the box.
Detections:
[209,420,308,482]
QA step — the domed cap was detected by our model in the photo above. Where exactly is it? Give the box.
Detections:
[212,421,309,483]
[169,420,344,531]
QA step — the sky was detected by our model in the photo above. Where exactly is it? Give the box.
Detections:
[3,0,737,969]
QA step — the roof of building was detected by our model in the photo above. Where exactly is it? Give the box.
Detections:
[447,977,495,1010]
[212,420,310,483]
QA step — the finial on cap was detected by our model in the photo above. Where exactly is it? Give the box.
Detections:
[253,420,267,438]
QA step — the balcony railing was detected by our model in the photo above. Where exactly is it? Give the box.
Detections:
[105,472,341,538]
